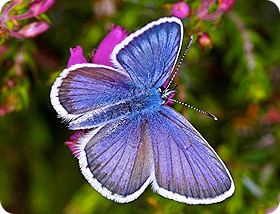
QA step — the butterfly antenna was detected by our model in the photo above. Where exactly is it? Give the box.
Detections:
[165,35,194,90]
[169,98,218,121]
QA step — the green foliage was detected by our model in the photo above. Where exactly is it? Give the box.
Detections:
[0,0,280,213]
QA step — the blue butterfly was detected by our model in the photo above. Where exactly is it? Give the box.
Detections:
[50,17,234,204]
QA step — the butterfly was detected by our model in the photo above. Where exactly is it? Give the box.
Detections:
[50,17,234,204]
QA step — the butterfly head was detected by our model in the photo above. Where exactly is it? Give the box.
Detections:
[159,87,176,104]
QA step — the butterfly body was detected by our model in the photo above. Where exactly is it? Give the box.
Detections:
[127,88,162,113]
[50,17,234,204]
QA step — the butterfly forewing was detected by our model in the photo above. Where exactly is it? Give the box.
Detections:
[112,17,183,89]
[50,64,133,128]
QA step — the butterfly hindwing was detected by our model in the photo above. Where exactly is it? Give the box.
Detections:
[77,116,153,203]
[112,17,183,89]
[148,106,234,204]
[76,106,234,204]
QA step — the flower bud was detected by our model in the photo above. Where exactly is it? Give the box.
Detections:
[11,21,49,38]
[198,33,212,49]
[29,0,55,16]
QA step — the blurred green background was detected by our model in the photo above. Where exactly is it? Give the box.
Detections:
[0,0,280,213]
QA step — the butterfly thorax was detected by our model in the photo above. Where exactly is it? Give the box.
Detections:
[127,88,163,114]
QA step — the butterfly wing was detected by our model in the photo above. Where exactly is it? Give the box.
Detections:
[76,115,153,203]
[51,17,183,128]
[148,106,234,204]
[50,64,134,129]
[112,17,183,89]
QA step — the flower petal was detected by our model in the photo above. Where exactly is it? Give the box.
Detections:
[64,131,85,157]
[29,0,55,16]
[12,0,55,20]
[67,45,87,67]
[197,0,235,20]
[93,25,127,67]
[10,21,49,38]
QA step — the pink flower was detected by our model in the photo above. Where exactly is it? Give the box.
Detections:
[29,0,55,16]
[12,0,55,20]
[0,0,54,39]
[67,25,127,69]
[218,0,235,12]
[67,45,87,67]
[93,25,128,67]
[10,21,49,38]
[197,0,235,20]
[171,2,190,19]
